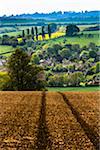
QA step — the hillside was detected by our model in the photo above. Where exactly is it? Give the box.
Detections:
[0,23,100,89]
[0,91,99,149]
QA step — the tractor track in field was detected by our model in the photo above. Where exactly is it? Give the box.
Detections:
[34,92,52,150]
[59,92,99,150]
[0,91,99,149]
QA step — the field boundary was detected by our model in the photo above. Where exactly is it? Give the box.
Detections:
[59,92,99,150]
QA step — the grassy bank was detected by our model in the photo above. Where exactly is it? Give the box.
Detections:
[48,86,100,92]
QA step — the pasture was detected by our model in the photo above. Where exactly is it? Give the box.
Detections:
[0,46,13,56]
[47,31,100,46]
[0,91,99,149]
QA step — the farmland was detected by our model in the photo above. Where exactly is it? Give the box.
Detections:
[0,91,99,149]
[47,31,100,46]
[0,46,13,56]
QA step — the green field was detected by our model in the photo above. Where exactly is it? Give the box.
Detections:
[0,45,13,56]
[46,30,99,46]
[48,86,100,92]
[0,31,21,37]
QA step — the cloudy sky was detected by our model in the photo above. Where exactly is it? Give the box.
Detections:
[0,0,100,16]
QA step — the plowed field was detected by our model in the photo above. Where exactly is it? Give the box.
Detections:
[0,91,99,150]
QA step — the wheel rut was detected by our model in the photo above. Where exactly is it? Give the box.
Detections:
[59,92,99,150]
[34,92,52,150]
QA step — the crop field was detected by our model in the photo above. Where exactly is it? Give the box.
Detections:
[0,91,99,149]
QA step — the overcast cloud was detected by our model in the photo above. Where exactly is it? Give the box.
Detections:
[0,0,100,16]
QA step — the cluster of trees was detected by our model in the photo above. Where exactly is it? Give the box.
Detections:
[22,23,58,40]
[48,72,85,87]
[0,35,18,47]
[1,41,99,89]
[37,42,99,63]
[31,42,99,86]
[0,24,80,49]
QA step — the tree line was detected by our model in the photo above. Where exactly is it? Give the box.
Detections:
[0,24,80,48]
[22,24,80,40]
[22,24,52,40]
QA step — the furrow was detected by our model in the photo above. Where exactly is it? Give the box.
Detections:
[59,92,99,150]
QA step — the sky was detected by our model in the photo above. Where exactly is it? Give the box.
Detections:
[0,0,100,16]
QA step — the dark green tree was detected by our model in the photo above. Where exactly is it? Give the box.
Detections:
[35,26,38,40]
[66,24,80,36]
[22,30,25,37]
[89,50,97,58]
[27,28,30,35]
[96,62,100,73]
[3,48,46,91]
[49,23,57,33]
[2,35,9,45]
[42,26,45,40]
[31,27,34,40]
[10,37,18,47]
[48,24,51,38]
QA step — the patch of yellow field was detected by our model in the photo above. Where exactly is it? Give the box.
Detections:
[17,31,65,42]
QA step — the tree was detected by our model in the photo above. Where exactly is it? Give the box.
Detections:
[69,72,85,86]
[59,48,71,59]
[3,48,46,91]
[27,28,30,35]
[22,30,25,37]
[48,74,64,87]
[47,44,62,57]
[35,26,38,40]
[10,37,18,47]
[89,50,97,58]
[31,54,40,64]
[96,62,100,73]
[50,23,57,33]
[42,26,45,40]
[66,24,80,36]
[31,27,34,40]
[48,24,51,38]
[2,35,9,45]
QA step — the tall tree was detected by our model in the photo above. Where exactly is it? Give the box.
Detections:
[27,28,30,35]
[31,27,34,40]
[42,26,45,40]
[35,26,38,40]
[48,24,51,38]
[3,48,46,91]
[22,30,25,37]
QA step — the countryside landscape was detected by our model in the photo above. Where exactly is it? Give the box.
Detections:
[0,0,100,149]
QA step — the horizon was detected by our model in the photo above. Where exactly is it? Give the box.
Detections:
[0,0,100,16]
[1,10,100,17]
